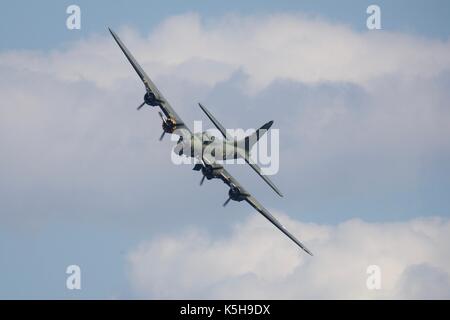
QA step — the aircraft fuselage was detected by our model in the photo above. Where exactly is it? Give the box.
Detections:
[174,132,247,162]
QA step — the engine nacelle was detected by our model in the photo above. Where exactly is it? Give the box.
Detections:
[162,117,177,133]
[144,92,160,106]
[228,185,246,202]
[201,164,216,180]
[201,132,215,145]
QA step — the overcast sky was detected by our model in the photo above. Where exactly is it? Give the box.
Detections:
[1,0,450,299]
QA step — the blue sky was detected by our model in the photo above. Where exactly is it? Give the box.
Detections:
[1,0,450,51]
[1,1,450,299]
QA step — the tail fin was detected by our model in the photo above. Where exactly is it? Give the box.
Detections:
[241,121,283,197]
[197,104,282,197]
[244,120,274,150]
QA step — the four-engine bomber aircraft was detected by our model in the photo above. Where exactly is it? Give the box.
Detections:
[109,28,312,255]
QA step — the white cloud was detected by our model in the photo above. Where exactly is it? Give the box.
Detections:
[127,214,450,299]
[395,264,450,299]
[1,13,450,92]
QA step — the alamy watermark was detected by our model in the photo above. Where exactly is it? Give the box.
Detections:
[168,120,280,175]
[66,264,81,290]
[367,4,382,30]
[66,5,81,30]
[366,265,382,290]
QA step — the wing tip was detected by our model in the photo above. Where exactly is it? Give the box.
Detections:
[277,189,284,197]
[108,27,120,43]
[268,179,283,197]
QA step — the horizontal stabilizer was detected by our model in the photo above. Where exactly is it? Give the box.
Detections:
[198,103,231,140]
[245,158,283,197]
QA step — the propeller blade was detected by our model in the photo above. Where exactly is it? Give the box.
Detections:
[223,197,231,207]
[200,175,206,186]
[159,131,165,141]
[137,101,145,110]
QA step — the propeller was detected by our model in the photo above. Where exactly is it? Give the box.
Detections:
[223,197,232,207]
[137,101,146,110]
[158,112,166,141]
[199,166,212,186]
[138,91,163,110]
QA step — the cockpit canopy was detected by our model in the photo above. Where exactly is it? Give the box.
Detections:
[202,132,216,145]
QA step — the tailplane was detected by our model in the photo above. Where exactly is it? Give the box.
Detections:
[244,120,273,151]
[198,103,283,197]
[240,121,283,197]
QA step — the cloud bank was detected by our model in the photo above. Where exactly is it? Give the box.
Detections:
[127,214,450,299]
[2,13,450,92]
[2,12,450,227]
